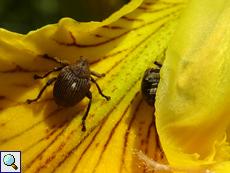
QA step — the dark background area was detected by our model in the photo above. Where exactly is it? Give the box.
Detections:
[0,0,130,34]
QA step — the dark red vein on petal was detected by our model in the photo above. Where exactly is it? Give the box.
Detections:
[22,114,74,154]
[153,118,164,162]
[0,6,182,75]
[101,25,124,29]
[51,113,111,173]
[0,107,62,144]
[102,19,177,79]
[142,110,156,173]
[0,96,6,100]
[25,110,80,171]
[25,5,182,171]
[121,16,143,22]
[53,5,182,48]
[53,76,142,172]
[1,64,40,73]
[92,91,141,173]
[24,128,66,170]
[55,15,177,170]
[12,83,33,88]
[144,110,156,155]
[140,4,182,13]
[69,120,105,173]
[90,48,128,65]
[119,94,142,173]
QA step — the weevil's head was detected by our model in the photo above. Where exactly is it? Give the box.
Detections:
[70,56,90,78]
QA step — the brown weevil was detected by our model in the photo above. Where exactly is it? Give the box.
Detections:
[26,54,111,131]
[141,61,162,106]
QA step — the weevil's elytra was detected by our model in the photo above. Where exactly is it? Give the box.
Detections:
[141,61,162,106]
[53,66,91,108]
[26,54,111,132]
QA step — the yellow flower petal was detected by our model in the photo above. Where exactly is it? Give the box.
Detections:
[0,0,185,172]
[156,0,230,171]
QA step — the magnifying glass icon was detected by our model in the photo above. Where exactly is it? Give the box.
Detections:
[3,154,18,170]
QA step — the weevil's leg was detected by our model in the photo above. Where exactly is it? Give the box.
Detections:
[90,71,105,78]
[81,91,92,132]
[154,61,162,68]
[34,67,63,79]
[90,77,111,101]
[26,77,57,104]
[43,54,70,66]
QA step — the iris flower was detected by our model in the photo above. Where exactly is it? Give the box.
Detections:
[0,0,229,172]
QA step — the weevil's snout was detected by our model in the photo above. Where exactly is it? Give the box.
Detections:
[74,56,89,68]
[78,56,89,66]
[71,56,91,78]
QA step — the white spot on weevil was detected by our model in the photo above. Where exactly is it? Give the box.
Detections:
[71,82,76,88]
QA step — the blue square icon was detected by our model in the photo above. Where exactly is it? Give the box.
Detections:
[0,151,21,173]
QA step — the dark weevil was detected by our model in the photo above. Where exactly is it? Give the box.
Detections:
[141,61,162,106]
[26,54,111,131]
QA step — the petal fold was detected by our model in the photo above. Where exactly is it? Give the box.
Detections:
[156,0,230,171]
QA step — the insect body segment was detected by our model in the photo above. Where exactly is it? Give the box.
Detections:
[141,61,162,106]
[53,67,91,108]
[26,54,110,132]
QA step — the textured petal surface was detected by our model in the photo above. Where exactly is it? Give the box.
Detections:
[156,0,230,172]
[0,0,185,172]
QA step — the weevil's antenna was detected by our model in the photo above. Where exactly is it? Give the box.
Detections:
[154,61,162,68]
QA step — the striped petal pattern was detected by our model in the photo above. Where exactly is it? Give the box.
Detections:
[0,0,185,172]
